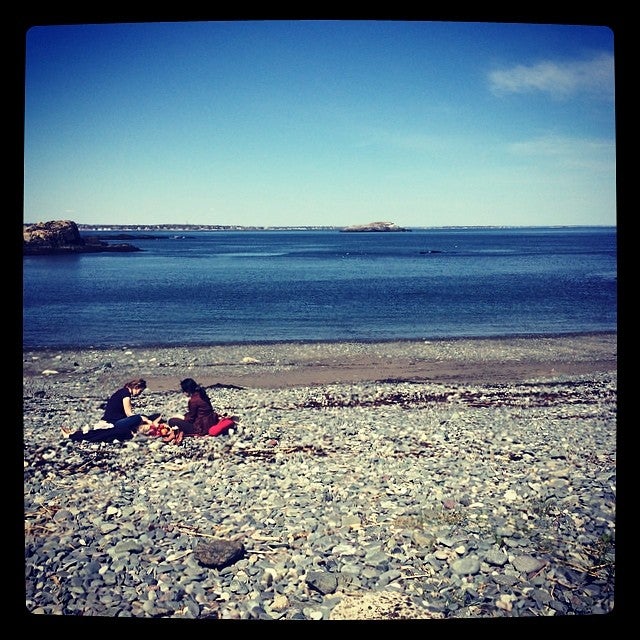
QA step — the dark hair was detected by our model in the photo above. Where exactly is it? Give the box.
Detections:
[180,378,212,407]
[125,378,147,391]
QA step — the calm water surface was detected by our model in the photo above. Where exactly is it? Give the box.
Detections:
[22,227,617,349]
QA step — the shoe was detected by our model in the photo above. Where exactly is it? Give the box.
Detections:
[60,426,73,438]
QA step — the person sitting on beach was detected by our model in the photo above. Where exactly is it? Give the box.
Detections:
[162,378,222,444]
[62,378,159,443]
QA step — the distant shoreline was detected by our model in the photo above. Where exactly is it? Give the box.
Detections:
[66,224,617,232]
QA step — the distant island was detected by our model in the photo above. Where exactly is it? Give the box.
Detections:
[23,220,143,255]
[340,221,410,233]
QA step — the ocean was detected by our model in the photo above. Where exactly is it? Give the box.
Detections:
[22,226,617,349]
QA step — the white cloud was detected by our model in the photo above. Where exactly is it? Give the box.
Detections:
[489,53,614,100]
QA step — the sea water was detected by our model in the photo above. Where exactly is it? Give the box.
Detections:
[22,226,617,349]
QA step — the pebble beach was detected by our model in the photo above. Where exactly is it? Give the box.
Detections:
[23,334,618,623]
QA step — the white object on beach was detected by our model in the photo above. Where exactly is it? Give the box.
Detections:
[92,420,113,430]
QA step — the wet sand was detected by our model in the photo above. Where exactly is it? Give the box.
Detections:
[23,332,617,393]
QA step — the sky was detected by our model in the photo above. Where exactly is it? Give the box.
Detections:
[22,19,617,228]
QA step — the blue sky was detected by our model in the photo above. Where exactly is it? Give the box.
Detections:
[23,20,616,228]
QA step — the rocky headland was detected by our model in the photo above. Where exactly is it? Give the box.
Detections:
[23,220,142,255]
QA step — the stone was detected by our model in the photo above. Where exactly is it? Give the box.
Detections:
[306,571,338,595]
[329,591,444,620]
[194,539,245,569]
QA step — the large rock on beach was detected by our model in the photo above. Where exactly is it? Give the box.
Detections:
[328,591,444,620]
[194,539,246,568]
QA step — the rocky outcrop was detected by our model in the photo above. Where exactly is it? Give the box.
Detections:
[23,220,142,255]
[340,221,410,232]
